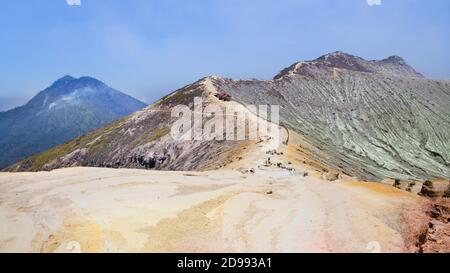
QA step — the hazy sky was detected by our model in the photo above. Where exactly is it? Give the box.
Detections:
[0,0,449,110]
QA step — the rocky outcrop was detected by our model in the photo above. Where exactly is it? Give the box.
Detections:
[393,180,424,195]
[215,91,232,102]
[418,201,450,253]
[408,182,425,195]
[420,180,450,199]
[381,178,396,187]
[325,172,340,181]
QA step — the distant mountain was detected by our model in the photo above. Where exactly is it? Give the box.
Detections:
[6,53,450,183]
[0,76,146,168]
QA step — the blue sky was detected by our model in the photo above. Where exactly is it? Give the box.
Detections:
[0,0,449,110]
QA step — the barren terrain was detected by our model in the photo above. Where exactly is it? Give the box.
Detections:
[0,135,428,253]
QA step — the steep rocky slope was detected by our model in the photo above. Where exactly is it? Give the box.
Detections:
[5,53,450,184]
[0,76,146,168]
[216,52,450,181]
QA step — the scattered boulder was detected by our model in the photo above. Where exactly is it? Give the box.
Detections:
[392,179,424,194]
[408,181,424,195]
[381,178,396,187]
[420,180,450,199]
[214,91,232,101]
[236,168,249,174]
[303,171,309,177]
[394,179,410,191]
[326,172,340,181]
[266,190,273,195]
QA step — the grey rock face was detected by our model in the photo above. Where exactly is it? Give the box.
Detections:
[213,53,450,181]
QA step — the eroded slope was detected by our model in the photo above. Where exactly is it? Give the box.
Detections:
[215,52,450,181]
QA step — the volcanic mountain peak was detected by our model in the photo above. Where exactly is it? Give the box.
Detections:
[318,51,362,61]
[76,76,107,87]
[51,75,76,86]
[381,55,407,64]
[48,75,106,92]
[27,76,127,112]
[0,76,146,169]
[274,51,423,80]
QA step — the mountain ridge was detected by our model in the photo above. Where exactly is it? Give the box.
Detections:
[274,51,423,80]
[5,53,450,183]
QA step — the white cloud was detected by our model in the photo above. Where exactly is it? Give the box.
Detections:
[367,0,382,6]
[66,0,81,6]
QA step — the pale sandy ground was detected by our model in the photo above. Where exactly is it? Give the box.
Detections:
[0,126,420,252]
[0,167,418,253]
[0,131,422,253]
